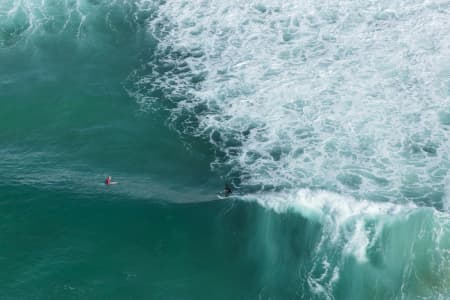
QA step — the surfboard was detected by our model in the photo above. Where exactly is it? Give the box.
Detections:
[104,181,118,185]
[216,191,232,199]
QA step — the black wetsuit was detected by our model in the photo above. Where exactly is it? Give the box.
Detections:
[223,184,232,196]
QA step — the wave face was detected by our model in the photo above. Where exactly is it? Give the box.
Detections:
[129,0,450,298]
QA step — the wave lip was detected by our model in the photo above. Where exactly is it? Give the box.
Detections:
[245,189,416,261]
[244,189,450,298]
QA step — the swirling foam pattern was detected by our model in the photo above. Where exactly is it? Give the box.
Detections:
[138,0,450,207]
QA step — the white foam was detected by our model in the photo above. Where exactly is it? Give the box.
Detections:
[0,0,88,42]
[140,3,450,279]
[0,0,146,46]
[144,0,450,206]
[243,189,416,262]
[444,174,450,212]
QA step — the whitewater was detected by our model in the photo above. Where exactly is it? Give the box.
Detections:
[131,0,450,298]
[1,0,450,299]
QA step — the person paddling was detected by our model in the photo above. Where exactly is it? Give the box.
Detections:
[105,176,112,185]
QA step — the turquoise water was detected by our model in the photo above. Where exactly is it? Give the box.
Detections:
[1,0,450,299]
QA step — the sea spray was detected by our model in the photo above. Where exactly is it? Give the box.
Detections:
[243,189,450,298]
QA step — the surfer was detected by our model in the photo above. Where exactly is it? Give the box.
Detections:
[105,176,112,185]
[223,183,232,197]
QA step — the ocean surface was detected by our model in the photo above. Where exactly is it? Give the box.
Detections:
[1,0,449,299]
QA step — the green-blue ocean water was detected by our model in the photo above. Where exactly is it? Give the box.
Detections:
[1,0,450,299]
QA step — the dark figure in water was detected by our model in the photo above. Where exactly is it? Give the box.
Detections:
[223,183,232,197]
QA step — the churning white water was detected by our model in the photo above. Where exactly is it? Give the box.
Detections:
[129,2,450,297]
[137,0,450,209]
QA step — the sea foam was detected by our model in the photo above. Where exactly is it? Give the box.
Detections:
[134,2,450,296]
[140,0,450,207]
